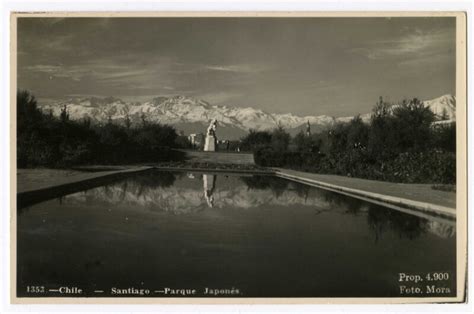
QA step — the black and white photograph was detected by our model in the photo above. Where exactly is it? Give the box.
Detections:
[11,12,467,303]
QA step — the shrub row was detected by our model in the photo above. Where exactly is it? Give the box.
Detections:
[255,147,455,184]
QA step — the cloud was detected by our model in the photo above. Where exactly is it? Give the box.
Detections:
[24,64,91,81]
[22,53,180,86]
[196,91,243,104]
[34,34,75,53]
[303,80,341,93]
[349,28,454,61]
[21,52,275,101]
[93,69,152,81]
[397,53,453,67]
[25,65,62,73]
[204,64,270,74]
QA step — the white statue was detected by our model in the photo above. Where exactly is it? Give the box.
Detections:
[207,119,217,136]
[204,119,217,151]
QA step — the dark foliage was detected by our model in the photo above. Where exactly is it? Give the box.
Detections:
[244,97,456,184]
[175,135,193,149]
[240,129,272,151]
[271,126,291,152]
[17,90,184,168]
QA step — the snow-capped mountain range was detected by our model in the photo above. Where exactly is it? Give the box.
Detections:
[38,94,456,139]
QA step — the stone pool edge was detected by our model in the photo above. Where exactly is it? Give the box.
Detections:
[17,167,153,209]
[274,169,456,220]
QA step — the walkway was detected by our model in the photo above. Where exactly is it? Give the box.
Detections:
[275,168,456,219]
[17,166,151,208]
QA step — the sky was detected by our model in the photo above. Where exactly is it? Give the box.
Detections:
[17,17,456,117]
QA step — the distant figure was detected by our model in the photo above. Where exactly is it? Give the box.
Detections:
[306,120,311,136]
[226,140,230,151]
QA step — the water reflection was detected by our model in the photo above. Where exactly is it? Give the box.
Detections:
[203,174,216,208]
[240,175,289,197]
[367,206,428,242]
[52,171,334,215]
[313,187,455,240]
[316,189,367,216]
[427,220,456,238]
[24,171,455,240]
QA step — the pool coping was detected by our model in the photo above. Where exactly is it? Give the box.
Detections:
[17,167,153,209]
[274,169,456,220]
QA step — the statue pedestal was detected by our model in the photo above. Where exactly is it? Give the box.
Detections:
[204,135,216,151]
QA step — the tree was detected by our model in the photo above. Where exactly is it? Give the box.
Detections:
[391,98,435,152]
[432,122,456,152]
[293,131,320,152]
[17,90,44,167]
[141,113,148,127]
[373,96,390,117]
[367,97,396,160]
[60,105,69,123]
[175,135,192,149]
[240,129,272,151]
[326,122,349,155]
[271,126,290,152]
[17,90,40,120]
[346,115,369,150]
[82,117,91,129]
[294,131,310,152]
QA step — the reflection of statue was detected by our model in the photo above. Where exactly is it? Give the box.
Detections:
[203,174,216,207]
[204,119,217,151]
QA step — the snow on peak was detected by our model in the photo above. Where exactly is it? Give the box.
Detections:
[423,94,456,120]
[38,94,456,135]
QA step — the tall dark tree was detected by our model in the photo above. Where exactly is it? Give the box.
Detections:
[391,98,435,152]
[271,126,290,152]
[60,105,69,123]
[240,129,272,151]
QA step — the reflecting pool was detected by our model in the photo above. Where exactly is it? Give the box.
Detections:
[17,170,456,297]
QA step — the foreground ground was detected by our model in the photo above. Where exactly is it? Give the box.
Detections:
[16,167,144,194]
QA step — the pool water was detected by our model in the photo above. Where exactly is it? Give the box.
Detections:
[17,170,456,297]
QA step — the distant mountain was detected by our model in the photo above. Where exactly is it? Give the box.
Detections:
[423,94,456,120]
[38,94,456,140]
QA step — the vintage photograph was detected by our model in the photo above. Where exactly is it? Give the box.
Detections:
[12,13,466,302]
